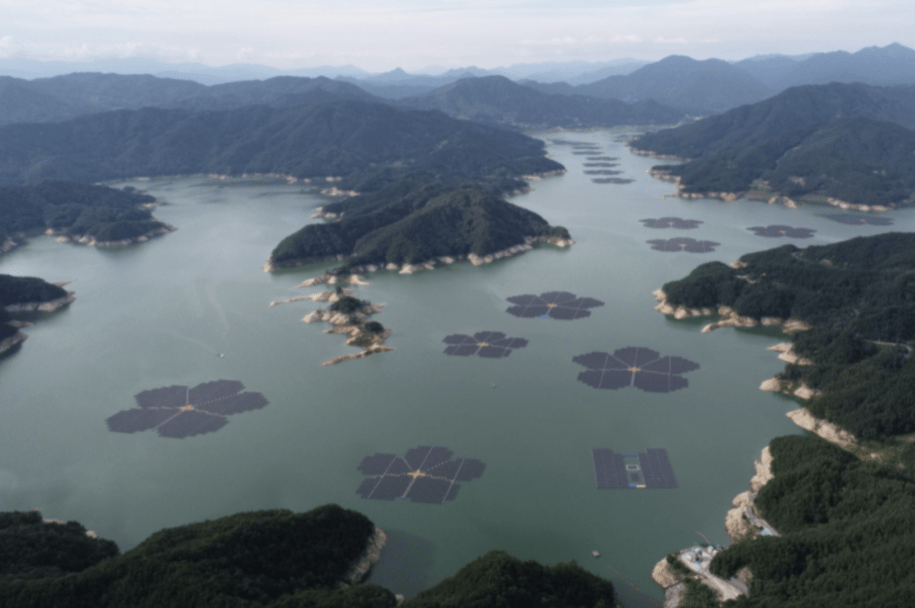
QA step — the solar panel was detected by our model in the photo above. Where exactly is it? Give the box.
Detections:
[442,331,528,358]
[356,447,485,505]
[746,225,816,238]
[640,217,703,229]
[823,214,893,226]
[574,347,700,393]
[506,291,604,320]
[646,238,720,253]
[593,448,678,489]
[106,380,268,439]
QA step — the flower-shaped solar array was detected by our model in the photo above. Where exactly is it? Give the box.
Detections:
[584,169,623,175]
[106,380,268,438]
[823,214,894,226]
[506,291,605,320]
[641,217,703,229]
[647,237,720,253]
[587,156,619,161]
[443,331,528,358]
[573,347,700,393]
[584,162,619,167]
[356,446,485,504]
[747,225,816,238]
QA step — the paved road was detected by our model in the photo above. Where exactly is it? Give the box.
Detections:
[678,548,745,602]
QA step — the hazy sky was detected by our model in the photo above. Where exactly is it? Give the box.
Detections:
[2,0,912,71]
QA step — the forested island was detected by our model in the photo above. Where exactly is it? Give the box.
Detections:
[0,504,615,608]
[655,232,915,446]
[0,181,172,250]
[629,83,915,210]
[267,176,571,271]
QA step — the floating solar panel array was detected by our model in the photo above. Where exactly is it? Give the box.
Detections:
[647,237,720,253]
[747,225,816,238]
[573,347,700,393]
[584,162,619,168]
[593,178,634,184]
[443,331,528,358]
[587,156,619,161]
[592,448,678,489]
[823,214,894,226]
[584,169,624,175]
[106,380,268,438]
[640,217,703,230]
[506,291,605,320]
[356,446,485,504]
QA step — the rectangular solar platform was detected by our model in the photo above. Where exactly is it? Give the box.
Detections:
[592,448,678,489]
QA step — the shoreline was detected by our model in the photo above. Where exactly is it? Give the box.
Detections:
[0,330,28,356]
[651,446,775,606]
[263,234,575,274]
[644,167,895,212]
[341,527,387,586]
[651,288,811,334]
[298,296,393,366]
[4,291,76,313]
[49,223,177,248]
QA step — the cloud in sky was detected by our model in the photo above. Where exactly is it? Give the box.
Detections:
[2,0,912,70]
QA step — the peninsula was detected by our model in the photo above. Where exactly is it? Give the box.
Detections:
[652,233,915,450]
[0,274,75,357]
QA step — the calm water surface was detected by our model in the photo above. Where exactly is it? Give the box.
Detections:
[3,132,912,606]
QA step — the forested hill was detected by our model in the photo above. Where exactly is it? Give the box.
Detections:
[709,435,915,607]
[0,505,615,607]
[400,75,685,129]
[629,83,915,207]
[0,100,562,187]
[269,176,570,269]
[660,233,915,439]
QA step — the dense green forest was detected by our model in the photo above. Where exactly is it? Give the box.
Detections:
[269,176,570,268]
[0,180,164,245]
[0,274,67,307]
[660,233,915,439]
[0,505,614,608]
[404,550,615,608]
[0,100,561,189]
[708,435,915,607]
[629,83,915,207]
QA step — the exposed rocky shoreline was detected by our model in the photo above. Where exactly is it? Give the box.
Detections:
[724,445,774,542]
[784,408,858,451]
[0,330,28,356]
[4,291,76,313]
[50,224,177,248]
[341,527,387,587]
[299,295,393,367]
[263,234,574,274]
[651,288,810,334]
[645,167,894,212]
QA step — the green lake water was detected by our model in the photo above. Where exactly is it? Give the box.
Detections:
[3,131,913,606]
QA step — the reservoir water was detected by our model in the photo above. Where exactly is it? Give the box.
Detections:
[3,131,912,606]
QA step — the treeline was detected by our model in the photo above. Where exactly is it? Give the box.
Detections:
[709,435,915,607]
[630,83,915,207]
[0,100,562,188]
[0,181,163,245]
[0,505,614,608]
[661,233,915,439]
[269,175,570,268]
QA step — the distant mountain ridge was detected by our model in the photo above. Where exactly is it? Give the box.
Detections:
[399,75,685,129]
